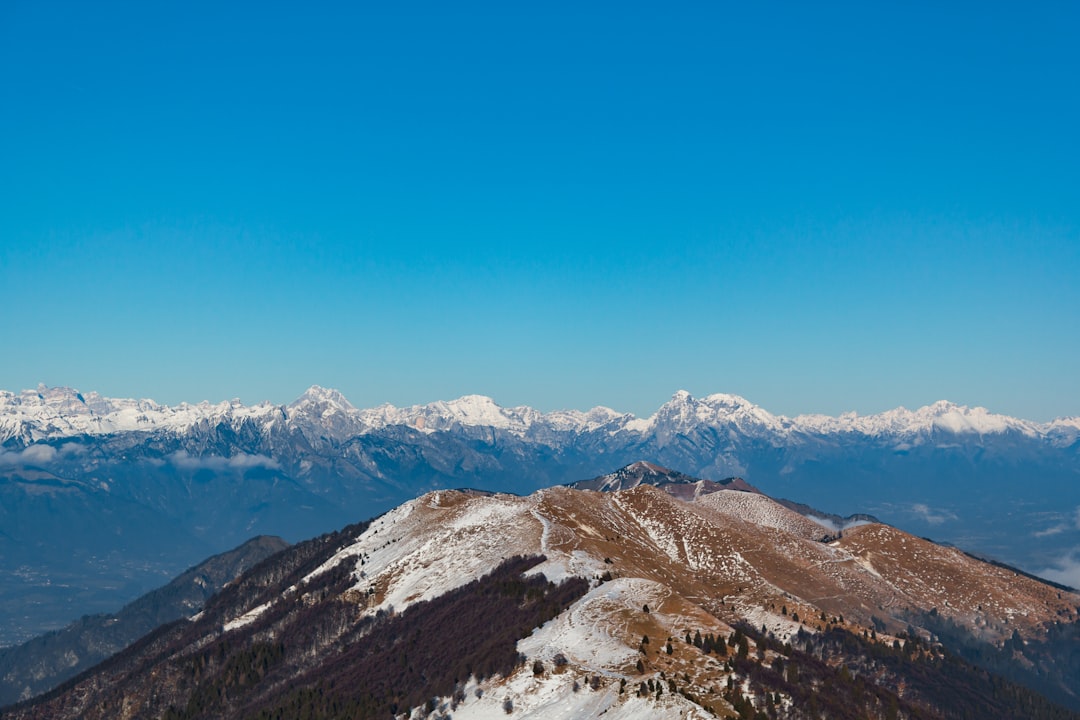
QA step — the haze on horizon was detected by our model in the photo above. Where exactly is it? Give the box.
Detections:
[2,2,1077,422]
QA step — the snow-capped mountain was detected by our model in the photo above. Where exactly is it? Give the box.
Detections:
[0,385,283,445]
[572,460,706,490]
[10,483,1080,719]
[1,385,1078,647]
[5,384,1077,446]
[0,385,628,444]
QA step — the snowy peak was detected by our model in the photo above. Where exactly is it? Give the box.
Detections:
[289,385,356,412]
[572,460,700,491]
[285,386,364,440]
[625,459,668,474]
[351,394,632,436]
[0,385,282,445]
[416,394,540,431]
[793,400,1043,439]
[0,384,1069,447]
[916,400,1035,435]
[11,385,118,417]
[348,394,537,434]
[647,390,783,438]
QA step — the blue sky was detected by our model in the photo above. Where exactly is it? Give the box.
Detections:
[2,1,1077,419]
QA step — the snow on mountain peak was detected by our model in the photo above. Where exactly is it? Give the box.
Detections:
[701,391,755,408]
[791,399,1040,439]
[290,385,356,410]
[350,395,633,436]
[625,460,667,473]
[656,390,762,417]
[357,394,531,433]
[0,385,1064,446]
[922,402,1028,435]
[437,394,518,424]
[647,390,782,438]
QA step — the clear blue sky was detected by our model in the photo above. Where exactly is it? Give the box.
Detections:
[2,1,1077,420]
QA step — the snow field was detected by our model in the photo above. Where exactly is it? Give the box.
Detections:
[443,671,711,720]
[222,601,271,632]
[695,490,832,540]
[443,577,718,720]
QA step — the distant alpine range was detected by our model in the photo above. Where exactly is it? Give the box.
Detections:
[1,385,1078,645]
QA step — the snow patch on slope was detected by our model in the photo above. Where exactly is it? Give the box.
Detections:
[300,490,605,621]
[518,579,643,670]
[448,672,710,720]
[223,601,272,632]
[696,490,830,540]
[449,577,712,720]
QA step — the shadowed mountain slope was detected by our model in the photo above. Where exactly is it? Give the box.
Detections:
[0,536,288,706]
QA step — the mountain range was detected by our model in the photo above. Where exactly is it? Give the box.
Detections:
[2,385,1078,645]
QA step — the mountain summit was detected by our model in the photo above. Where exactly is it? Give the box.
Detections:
[571,460,759,496]
[572,460,702,490]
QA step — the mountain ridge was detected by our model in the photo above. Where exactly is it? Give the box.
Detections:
[3,385,1079,446]
[569,460,762,496]
[7,484,1080,719]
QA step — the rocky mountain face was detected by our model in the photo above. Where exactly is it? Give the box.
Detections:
[1,385,1078,644]
[5,483,1079,719]
[570,460,759,496]
[0,536,288,706]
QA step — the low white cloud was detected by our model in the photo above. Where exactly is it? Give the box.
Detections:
[19,444,57,463]
[0,444,58,467]
[910,503,958,525]
[805,515,840,533]
[1038,550,1080,590]
[167,450,280,472]
[0,442,86,468]
[805,515,875,533]
[57,442,86,457]
[1033,506,1080,538]
[226,453,281,470]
